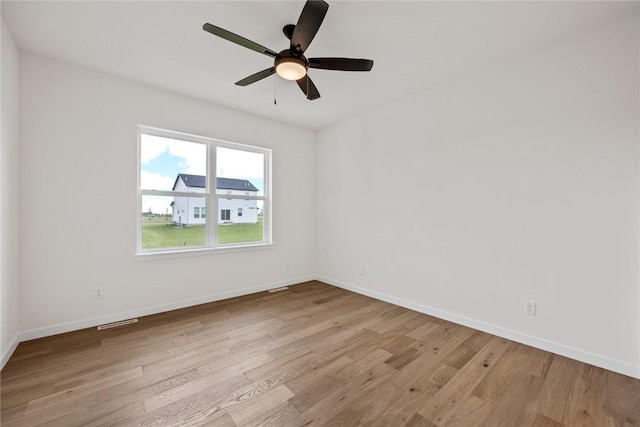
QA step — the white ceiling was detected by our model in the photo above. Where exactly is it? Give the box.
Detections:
[2,1,637,131]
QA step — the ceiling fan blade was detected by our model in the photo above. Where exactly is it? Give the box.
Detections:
[309,57,374,72]
[296,75,321,100]
[203,23,278,58]
[235,68,276,86]
[290,0,329,55]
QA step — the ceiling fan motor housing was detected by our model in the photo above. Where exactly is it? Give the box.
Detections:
[283,24,296,40]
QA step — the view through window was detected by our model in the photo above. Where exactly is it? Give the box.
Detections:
[138,127,270,253]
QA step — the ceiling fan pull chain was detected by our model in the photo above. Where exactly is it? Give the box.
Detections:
[306,76,310,100]
[274,78,277,105]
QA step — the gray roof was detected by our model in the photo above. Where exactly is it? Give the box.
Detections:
[173,174,258,192]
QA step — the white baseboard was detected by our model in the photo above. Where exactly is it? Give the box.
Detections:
[318,276,640,380]
[6,274,639,380]
[16,275,315,344]
[1,334,20,370]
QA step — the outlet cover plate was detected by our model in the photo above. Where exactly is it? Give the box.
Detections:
[524,300,537,315]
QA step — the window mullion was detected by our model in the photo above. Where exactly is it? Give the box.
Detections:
[209,145,217,246]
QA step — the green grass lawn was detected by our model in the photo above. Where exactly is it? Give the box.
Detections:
[142,215,172,224]
[141,218,263,249]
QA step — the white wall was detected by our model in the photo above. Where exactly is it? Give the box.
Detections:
[1,18,21,366]
[316,14,639,378]
[18,53,315,336]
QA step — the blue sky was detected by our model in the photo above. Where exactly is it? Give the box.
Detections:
[140,134,264,214]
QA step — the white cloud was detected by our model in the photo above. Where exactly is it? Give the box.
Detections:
[140,171,175,191]
[217,147,263,179]
[140,134,207,192]
[140,134,169,163]
[166,139,206,175]
[141,134,261,180]
[140,134,264,195]
[141,134,206,175]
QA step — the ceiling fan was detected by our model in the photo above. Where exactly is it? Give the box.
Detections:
[203,0,373,100]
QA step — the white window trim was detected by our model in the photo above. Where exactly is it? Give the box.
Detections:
[136,125,272,258]
[134,242,275,261]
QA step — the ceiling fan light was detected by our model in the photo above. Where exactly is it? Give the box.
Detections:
[275,58,307,80]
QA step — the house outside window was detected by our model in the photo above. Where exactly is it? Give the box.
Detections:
[138,126,271,254]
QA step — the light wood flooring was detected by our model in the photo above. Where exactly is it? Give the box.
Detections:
[1,281,639,426]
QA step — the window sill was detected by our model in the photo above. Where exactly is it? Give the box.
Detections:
[134,242,274,261]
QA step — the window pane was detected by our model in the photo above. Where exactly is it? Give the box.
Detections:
[141,195,206,249]
[138,127,271,254]
[217,147,264,196]
[140,134,206,191]
[217,198,263,244]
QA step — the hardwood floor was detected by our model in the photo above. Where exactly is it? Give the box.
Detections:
[1,281,638,426]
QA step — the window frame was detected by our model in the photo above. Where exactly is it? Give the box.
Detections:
[136,125,272,259]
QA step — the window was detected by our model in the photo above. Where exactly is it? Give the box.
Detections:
[138,126,271,254]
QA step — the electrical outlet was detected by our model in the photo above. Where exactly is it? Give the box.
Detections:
[359,266,365,276]
[524,300,536,315]
[95,287,104,299]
